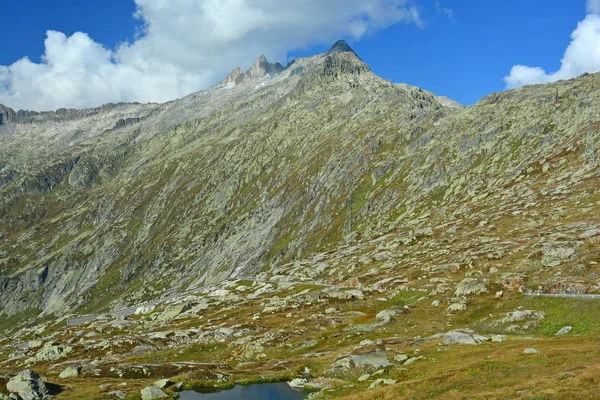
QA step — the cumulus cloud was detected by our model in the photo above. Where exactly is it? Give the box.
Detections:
[504,3,600,89]
[0,0,422,111]
[588,0,600,14]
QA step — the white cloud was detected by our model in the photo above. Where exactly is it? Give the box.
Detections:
[504,8,600,89]
[0,0,422,111]
[588,0,600,14]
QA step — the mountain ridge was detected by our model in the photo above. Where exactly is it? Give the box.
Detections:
[1,39,600,400]
[0,39,598,319]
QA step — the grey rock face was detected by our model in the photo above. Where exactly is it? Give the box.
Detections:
[6,370,49,400]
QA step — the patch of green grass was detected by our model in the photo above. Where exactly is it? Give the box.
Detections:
[526,297,600,336]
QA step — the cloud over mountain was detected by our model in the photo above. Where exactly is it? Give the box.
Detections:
[0,0,421,111]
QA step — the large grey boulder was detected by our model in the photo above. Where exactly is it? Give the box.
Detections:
[6,370,49,400]
[442,330,489,345]
[329,350,392,374]
[141,386,168,399]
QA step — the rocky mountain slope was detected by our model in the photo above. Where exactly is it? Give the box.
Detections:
[1,40,600,399]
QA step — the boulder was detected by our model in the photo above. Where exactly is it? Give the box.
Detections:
[442,330,488,345]
[159,303,191,321]
[59,365,81,379]
[523,348,540,354]
[375,308,403,323]
[323,289,365,300]
[149,331,173,340]
[108,391,126,399]
[140,386,168,400]
[31,342,73,362]
[7,370,49,400]
[447,303,467,312]
[503,310,545,323]
[454,278,488,296]
[329,350,392,374]
[153,379,172,389]
[368,379,396,389]
[404,356,424,365]
[288,378,307,388]
[555,326,572,336]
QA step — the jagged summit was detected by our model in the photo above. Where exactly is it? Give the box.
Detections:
[219,40,364,87]
[327,39,361,60]
[245,54,284,80]
[222,67,244,85]
[220,54,285,86]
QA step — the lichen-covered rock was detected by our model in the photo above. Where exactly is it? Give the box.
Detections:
[7,370,49,400]
[454,279,488,296]
[159,303,191,321]
[288,378,307,388]
[447,303,467,312]
[59,365,81,379]
[442,330,489,345]
[323,289,365,300]
[369,378,397,389]
[329,350,392,374]
[141,386,167,400]
[29,342,73,363]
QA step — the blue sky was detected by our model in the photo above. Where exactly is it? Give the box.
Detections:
[0,0,596,110]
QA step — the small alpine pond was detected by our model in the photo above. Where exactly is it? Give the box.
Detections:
[178,382,308,400]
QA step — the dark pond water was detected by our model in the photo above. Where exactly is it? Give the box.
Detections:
[178,382,308,400]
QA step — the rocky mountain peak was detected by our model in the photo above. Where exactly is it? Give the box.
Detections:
[244,54,284,81]
[327,39,361,60]
[222,67,244,85]
[219,55,286,86]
